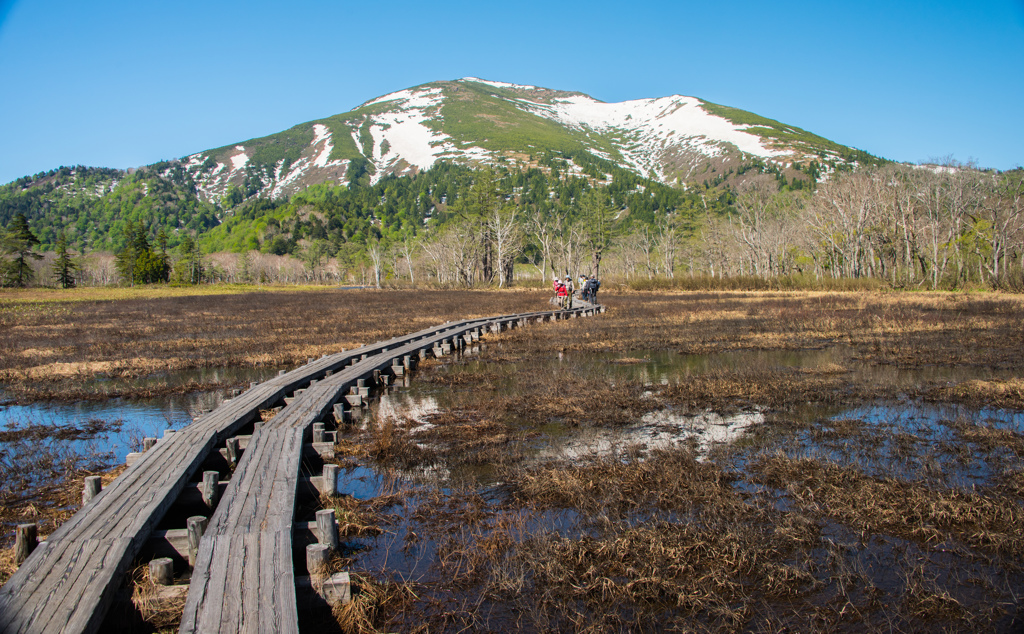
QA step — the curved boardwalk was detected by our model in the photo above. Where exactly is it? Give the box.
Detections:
[0,305,601,634]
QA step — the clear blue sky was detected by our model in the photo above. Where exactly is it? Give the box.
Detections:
[1,0,1021,185]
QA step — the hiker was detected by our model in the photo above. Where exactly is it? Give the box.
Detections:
[564,276,574,309]
[555,277,569,309]
[590,277,600,303]
[582,276,594,302]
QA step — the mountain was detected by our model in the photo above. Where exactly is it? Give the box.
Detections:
[180,78,879,203]
[0,78,881,256]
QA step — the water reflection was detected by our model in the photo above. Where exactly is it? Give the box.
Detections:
[0,365,284,464]
[356,346,1023,489]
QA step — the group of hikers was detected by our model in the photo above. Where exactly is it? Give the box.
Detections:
[553,274,600,309]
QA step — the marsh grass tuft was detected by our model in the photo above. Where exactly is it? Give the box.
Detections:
[127,562,186,632]
[332,573,417,633]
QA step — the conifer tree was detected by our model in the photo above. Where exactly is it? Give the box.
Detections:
[52,232,78,288]
[2,213,43,287]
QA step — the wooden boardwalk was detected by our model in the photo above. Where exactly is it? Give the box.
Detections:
[0,306,602,634]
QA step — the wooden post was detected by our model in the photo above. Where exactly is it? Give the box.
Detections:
[312,423,325,444]
[201,471,220,508]
[321,464,338,497]
[357,378,366,388]
[143,437,157,451]
[14,524,37,564]
[333,404,347,425]
[163,429,175,438]
[403,354,411,370]
[82,476,102,505]
[149,558,174,585]
[226,437,240,465]
[315,509,339,551]
[187,516,208,567]
[306,544,330,584]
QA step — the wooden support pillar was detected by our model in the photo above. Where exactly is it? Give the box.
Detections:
[306,544,330,584]
[226,437,240,466]
[187,516,208,567]
[312,423,325,444]
[315,509,339,551]
[143,437,157,451]
[403,354,411,370]
[82,476,102,505]
[14,524,37,564]
[201,471,220,509]
[149,557,174,585]
[333,404,347,424]
[321,464,338,497]
[163,429,175,438]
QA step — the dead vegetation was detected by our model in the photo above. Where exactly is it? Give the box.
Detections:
[327,290,1024,632]
[0,288,550,403]
[3,289,1023,630]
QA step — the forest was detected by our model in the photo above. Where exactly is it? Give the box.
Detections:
[1,155,1022,291]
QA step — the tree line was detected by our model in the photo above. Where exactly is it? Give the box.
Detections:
[2,156,1021,291]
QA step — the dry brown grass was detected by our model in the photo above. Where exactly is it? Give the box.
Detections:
[332,573,417,634]
[750,453,1024,561]
[500,289,1024,370]
[0,460,126,551]
[128,562,186,632]
[0,288,551,402]
[924,378,1024,409]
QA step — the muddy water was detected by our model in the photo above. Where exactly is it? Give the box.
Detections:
[0,365,283,464]
[358,345,1023,481]
[333,346,1024,617]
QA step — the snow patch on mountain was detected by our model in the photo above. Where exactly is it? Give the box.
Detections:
[514,93,786,180]
[312,124,337,168]
[459,77,539,91]
[361,87,451,182]
[363,86,444,110]
[230,151,249,170]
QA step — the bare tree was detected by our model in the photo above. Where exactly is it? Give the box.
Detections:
[657,212,684,278]
[528,208,556,283]
[488,206,522,287]
[366,237,385,289]
[399,234,418,285]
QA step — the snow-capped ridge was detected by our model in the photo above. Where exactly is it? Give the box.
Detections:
[180,78,853,202]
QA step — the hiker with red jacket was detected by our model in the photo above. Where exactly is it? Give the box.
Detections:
[555,277,569,309]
